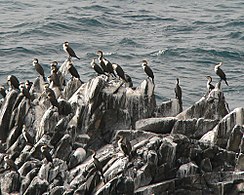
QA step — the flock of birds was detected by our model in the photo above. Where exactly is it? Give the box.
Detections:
[0,41,230,181]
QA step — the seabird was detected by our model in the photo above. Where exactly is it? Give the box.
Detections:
[19,84,32,101]
[141,60,154,84]
[174,78,182,108]
[32,58,46,81]
[47,90,60,113]
[214,62,228,86]
[112,63,126,81]
[41,145,53,163]
[91,150,105,181]
[206,76,215,92]
[63,41,80,60]
[7,75,20,90]
[90,58,106,75]
[97,50,116,77]
[0,86,6,98]
[117,135,132,160]
[22,125,34,146]
[48,69,62,90]
[124,74,133,88]
[25,80,33,91]
[68,62,83,83]
[4,155,18,172]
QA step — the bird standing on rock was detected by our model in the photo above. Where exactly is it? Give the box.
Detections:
[97,50,116,77]
[214,62,229,86]
[68,62,83,83]
[7,75,20,90]
[206,76,215,93]
[90,58,106,76]
[63,41,80,60]
[174,78,183,112]
[142,60,154,84]
[117,135,132,160]
[90,149,105,181]
[41,145,53,164]
[32,58,46,81]
[112,63,126,81]
[4,155,18,172]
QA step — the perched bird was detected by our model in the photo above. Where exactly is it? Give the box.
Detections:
[50,61,59,73]
[22,125,35,146]
[32,58,46,81]
[19,84,32,101]
[63,41,80,60]
[68,62,83,83]
[90,58,106,75]
[25,80,33,91]
[47,90,60,113]
[206,76,215,93]
[0,86,6,98]
[4,155,18,172]
[112,63,126,81]
[117,135,132,160]
[41,145,53,163]
[97,50,116,77]
[141,60,154,84]
[174,78,182,110]
[91,150,105,181]
[124,74,133,88]
[214,62,228,86]
[7,75,20,90]
[48,69,63,90]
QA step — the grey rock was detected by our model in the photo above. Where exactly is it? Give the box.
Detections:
[24,176,48,195]
[53,134,72,161]
[158,98,182,117]
[200,158,212,172]
[135,117,177,134]
[226,125,243,153]
[176,162,198,178]
[0,171,20,194]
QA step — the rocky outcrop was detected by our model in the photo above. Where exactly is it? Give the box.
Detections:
[0,59,243,194]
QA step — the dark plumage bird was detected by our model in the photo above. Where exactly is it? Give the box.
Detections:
[0,86,6,98]
[41,145,53,163]
[112,63,126,81]
[174,78,182,111]
[4,155,18,172]
[214,62,228,86]
[118,135,132,160]
[19,84,32,101]
[32,58,46,81]
[206,76,215,93]
[124,74,133,88]
[48,69,62,90]
[7,75,20,90]
[90,58,106,75]
[22,124,35,146]
[91,150,105,181]
[63,41,80,60]
[97,50,116,77]
[25,80,33,91]
[141,60,154,84]
[47,90,60,114]
[68,62,83,83]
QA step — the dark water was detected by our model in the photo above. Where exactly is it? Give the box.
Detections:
[0,0,243,110]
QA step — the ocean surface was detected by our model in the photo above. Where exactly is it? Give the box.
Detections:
[0,0,243,110]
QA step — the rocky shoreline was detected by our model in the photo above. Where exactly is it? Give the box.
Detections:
[0,59,243,195]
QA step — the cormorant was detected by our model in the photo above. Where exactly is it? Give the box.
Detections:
[22,125,35,146]
[174,78,182,110]
[0,86,6,98]
[117,135,132,160]
[91,150,105,181]
[4,155,18,172]
[41,145,53,163]
[112,63,126,81]
[97,50,116,77]
[206,76,215,93]
[7,75,20,90]
[32,58,46,81]
[90,58,106,75]
[214,62,228,86]
[63,41,80,60]
[141,60,154,84]
[68,62,83,83]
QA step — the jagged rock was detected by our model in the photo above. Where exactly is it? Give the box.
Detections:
[53,134,72,161]
[0,171,20,194]
[158,99,182,117]
[176,162,198,178]
[49,186,66,195]
[135,117,177,134]
[20,168,40,194]
[200,107,244,148]
[24,176,48,195]
[134,163,155,189]
[176,88,229,120]
[0,90,19,142]
[18,160,42,177]
[68,147,86,169]
[200,158,212,172]
[226,125,243,153]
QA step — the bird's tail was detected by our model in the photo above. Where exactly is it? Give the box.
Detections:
[76,56,80,60]
[225,79,229,86]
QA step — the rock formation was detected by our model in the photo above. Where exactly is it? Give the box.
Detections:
[0,59,243,194]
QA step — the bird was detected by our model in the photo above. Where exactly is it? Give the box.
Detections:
[90,150,105,181]
[32,58,46,81]
[90,58,106,75]
[63,41,80,60]
[0,86,6,98]
[25,80,33,91]
[47,90,60,113]
[68,62,83,83]
[112,63,126,81]
[19,84,32,102]
[4,155,18,172]
[97,50,116,77]
[214,62,228,86]
[124,74,133,88]
[141,60,154,84]
[40,145,53,164]
[7,75,20,90]
[206,76,215,93]
[22,124,35,146]
[50,61,59,73]
[117,134,132,160]
[174,78,182,109]
[48,69,63,90]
